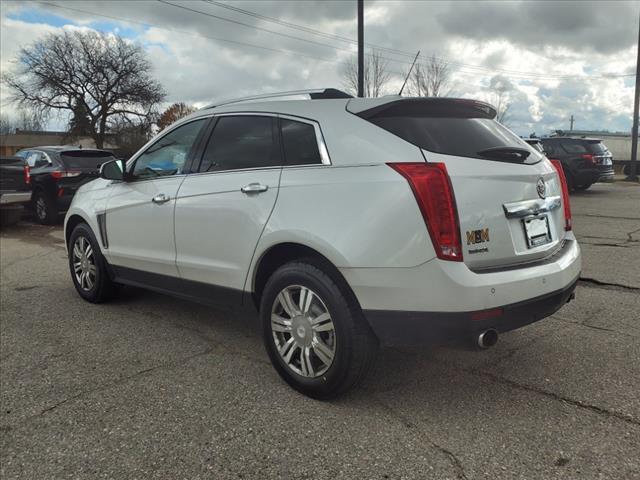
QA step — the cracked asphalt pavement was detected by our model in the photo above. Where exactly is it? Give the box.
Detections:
[1,182,639,479]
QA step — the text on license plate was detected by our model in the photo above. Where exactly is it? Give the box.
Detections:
[523,215,552,248]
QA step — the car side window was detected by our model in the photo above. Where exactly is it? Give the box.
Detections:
[281,119,322,165]
[543,142,556,156]
[131,119,206,180]
[199,116,279,172]
[25,151,41,167]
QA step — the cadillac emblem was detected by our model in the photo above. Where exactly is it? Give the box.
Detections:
[536,178,546,199]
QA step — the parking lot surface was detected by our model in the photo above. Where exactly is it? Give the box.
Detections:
[1,182,639,479]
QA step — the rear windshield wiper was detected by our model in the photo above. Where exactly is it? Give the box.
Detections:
[477,147,531,162]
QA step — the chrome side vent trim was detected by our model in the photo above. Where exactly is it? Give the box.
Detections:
[97,212,108,249]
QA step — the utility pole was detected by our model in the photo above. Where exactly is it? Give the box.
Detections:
[570,115,574,131]
[357,0,364,98]
[626,10,640,181]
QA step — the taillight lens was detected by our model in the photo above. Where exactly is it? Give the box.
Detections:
[388,162,463,261]
[51,170,82,179]
[23,164,31,185]
[550,159,572,231]
[581,153,596,165]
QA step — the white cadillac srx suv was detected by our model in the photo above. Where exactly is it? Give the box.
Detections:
[65,89,580,398]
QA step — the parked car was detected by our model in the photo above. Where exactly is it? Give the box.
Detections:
[15,147,118,224]
[540,137,614,191]
[0,156,31,226]
[524,138,545,154]
[64,90,581,398]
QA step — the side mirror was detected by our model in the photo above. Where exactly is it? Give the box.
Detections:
[100,159,125,181]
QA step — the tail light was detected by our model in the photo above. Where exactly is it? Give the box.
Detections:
[23,164,31,185]
[388,162,463,261]
[51,170,82,179]
[550,159,572,231]
[581,153,596,165]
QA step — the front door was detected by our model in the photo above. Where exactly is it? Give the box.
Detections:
[104,118,208,277]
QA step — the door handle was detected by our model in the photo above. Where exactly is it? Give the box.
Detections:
[241,183,269,194]
[152,193,170,204]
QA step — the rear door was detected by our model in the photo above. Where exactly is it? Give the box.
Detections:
[174,114,281,296]
[362,99,567,270]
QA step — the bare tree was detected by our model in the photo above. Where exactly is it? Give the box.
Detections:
[406,55,451,97]
[0,108,42,134]
[342,50,392,98]
[2,30,165,148]
[490,78,513,125]
[157,102,197,131]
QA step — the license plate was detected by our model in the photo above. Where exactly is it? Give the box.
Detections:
[523,215,551,248]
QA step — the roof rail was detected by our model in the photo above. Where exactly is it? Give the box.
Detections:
[204,88,352,109]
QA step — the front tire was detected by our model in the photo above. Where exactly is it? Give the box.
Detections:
[260,261,378,399]
[68,223,118,303]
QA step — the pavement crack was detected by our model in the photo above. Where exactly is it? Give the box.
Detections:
[473,371,640,427]
[374,398,469,480]
[578,277,639,292]
[35,347,215,417]
[627,226,640,242]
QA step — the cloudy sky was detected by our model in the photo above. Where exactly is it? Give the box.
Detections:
[0,0,638,136]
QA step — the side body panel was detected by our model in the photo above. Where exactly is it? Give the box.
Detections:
[245,163,435,292]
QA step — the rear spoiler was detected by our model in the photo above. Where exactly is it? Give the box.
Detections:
[347,97,497,120]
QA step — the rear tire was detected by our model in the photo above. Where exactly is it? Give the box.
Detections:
[68,222,118,303]
[260,260,378,399]
[33,191,58,225]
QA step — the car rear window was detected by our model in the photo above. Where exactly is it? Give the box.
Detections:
[60,151,116,169]
[560,140,588,154]
[363,100,541,164]
[585,140,607,154]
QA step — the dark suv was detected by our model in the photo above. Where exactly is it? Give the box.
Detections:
[540,137,614,191]
[15,147,117,224]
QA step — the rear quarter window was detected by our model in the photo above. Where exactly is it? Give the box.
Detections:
[280,119,322,165]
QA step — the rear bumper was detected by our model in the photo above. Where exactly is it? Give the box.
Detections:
[0,191,32,205]
[597,168,615,182]
[341,236,581,346]
[363,278,578,346]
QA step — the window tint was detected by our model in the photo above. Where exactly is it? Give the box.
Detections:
[368,106,541,164]
[585,141,607,154]
[132,119,206,179]
[61,151,116,169]
[199,116,278,172]
[542,141,557,156]
[281,119,322,165]
[560,140,588,154]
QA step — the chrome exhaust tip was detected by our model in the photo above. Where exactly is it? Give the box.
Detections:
[477,329,499,349]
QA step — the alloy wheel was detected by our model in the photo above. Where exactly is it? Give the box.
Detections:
[271,285,336,378]
[35,196,47,221]
[72,236,96,291]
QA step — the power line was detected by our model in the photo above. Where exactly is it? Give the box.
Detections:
[37,1,382,71]
[201,0,635,80]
